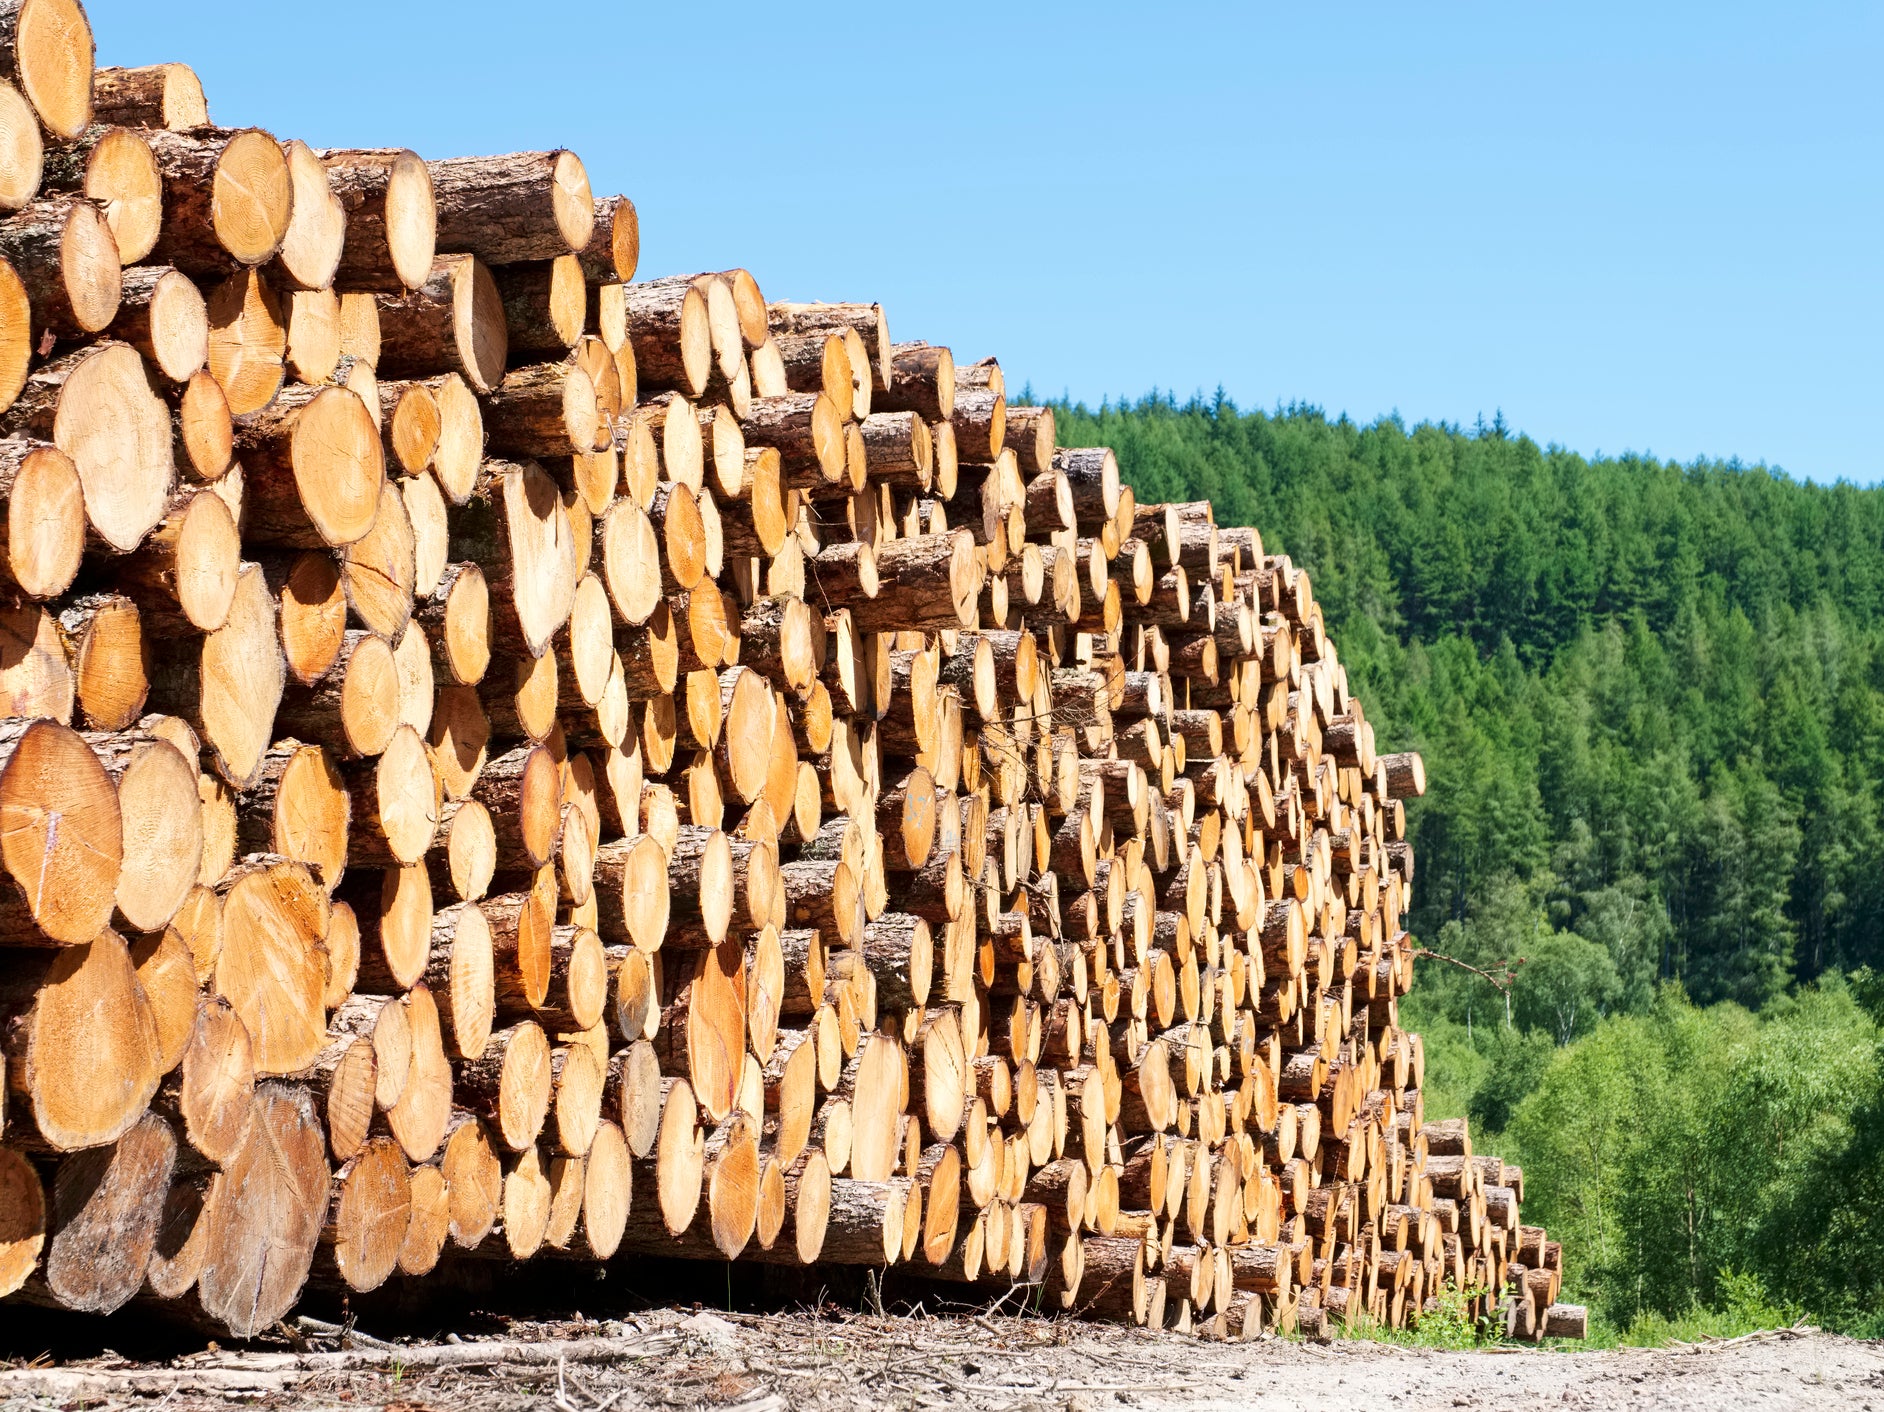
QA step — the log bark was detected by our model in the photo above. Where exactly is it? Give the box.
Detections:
[429,150,593,266]
[92,62,205,131]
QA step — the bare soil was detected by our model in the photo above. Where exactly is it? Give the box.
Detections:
[1,1311,1877,1412]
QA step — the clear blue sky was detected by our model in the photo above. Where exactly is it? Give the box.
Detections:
[88,1,1881,483]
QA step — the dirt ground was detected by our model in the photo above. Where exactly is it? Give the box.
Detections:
[1,1310,1877,1412]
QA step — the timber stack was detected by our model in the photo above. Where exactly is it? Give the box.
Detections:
[0,0,1584,1347]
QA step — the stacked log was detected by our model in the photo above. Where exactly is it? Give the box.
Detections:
[0,0,1584,1348]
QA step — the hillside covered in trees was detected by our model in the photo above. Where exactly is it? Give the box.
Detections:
[1046,390,1884,1336]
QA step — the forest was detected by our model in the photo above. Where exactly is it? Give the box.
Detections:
[1045,390,1884,1338]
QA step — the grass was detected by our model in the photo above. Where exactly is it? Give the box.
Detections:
[1549,1271,1803,1349]
[1332,1271,1805,1352]
[1334,1286,1498,1350]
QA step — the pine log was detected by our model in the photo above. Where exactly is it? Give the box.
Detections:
[844,531,977,633]
[0,0,93,140]
[92,62,206,131]
[494,254,585,361]
[1,931,159,1150]
[35,1110,174,1314]
[0,440,78,602]
[6,342,176,553]
[0,78,34,215]
[448,459,580,659]
[319,148,436,293]
[273,137,345,291]
[741,392,844,486]
[580,194,639,285]
[376,254,507,394]
[429,150,593,266]
[144,127,291,271]
[623,278,710,398]
[237,382,386,550]
[767,302,890,392]
[110,480,239,635]
[194,1082,328,1337]
[484,359,602,458]
[0,194,119,342]
[440,1114,500,1249]
[158,994,254,1166]
[323,1136,411,1293]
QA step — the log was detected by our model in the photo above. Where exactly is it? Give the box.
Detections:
[493,255,586,361]
[0,439,81,600]
[87,731,202,933]
[818,1178,907,1266]
[844,531,977,633]
[194,1082,328,1337]
[622,278,710,398]
[145,127,291,271]
[741,392,844,486]
[429,150,593,266]
[6,342,175,553]
[376,254,507,394]
[91,62,207,131]
[342,723,439,868]
[767,302,890,392]
[0,194,120,340]
[37,1110,174,1314]
[449,460,580,659]
[0,718,121,944]
[160,995,255,1166]
[323,1136,410,1293]
[143,558,280,780]
[0,79,34,215]
[214,858,329,1077]
[111,481,239,633]
[385,984,453,1162]
[0,1145,42,1296]
[580,194,639,285]
[55,592,144,731]
[1543,1303,1588,1339]
[274,138,345,291]
[1,931,159,1150]
[237,382,386,550]
[319,148,437,293]
[275,629,399,760]
[442,1115,501,1249]
[394,1162,450,1276]
[0,0,93,140]
[457,1020,551,1153]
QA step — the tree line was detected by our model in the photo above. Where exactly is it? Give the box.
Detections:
[1046,389,1884,1334]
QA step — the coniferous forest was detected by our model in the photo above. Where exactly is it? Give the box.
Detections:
[1047,390,1884,1338]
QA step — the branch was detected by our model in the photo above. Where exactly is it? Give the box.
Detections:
[1413,948,1522,995]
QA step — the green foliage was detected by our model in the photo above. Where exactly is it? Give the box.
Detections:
[1606,1272,1801,1347]
[1039,389,1884,1332]
[1338,1283,1497,1349]
[1501,987,1873,1331]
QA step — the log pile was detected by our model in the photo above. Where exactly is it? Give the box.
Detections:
[0,0,1584,1346]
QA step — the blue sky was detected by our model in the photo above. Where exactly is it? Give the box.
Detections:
[88,2,1881,483]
